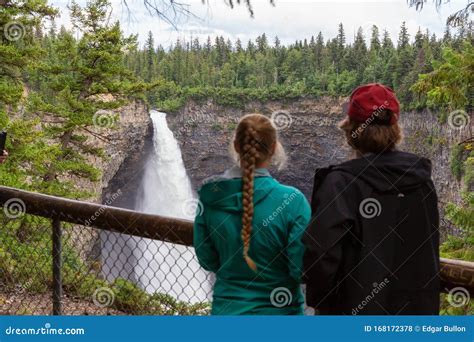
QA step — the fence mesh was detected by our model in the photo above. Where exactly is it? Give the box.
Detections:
[0,211,213,315]
[1,201,468,316]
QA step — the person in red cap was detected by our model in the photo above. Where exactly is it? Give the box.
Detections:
[303,83,440,315]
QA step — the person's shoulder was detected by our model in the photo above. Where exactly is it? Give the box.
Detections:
[200,174,225,187]
[314,165,355,187]
[394,151,432,168]
[272,182,308,203]
[270,182,311,220]
[199,168,236,189]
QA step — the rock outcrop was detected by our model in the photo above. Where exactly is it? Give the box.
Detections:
[99,101,153,208]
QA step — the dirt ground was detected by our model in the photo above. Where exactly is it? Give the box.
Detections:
[0,289,125,315]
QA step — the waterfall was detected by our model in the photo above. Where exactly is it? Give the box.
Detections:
[101,110,212,304]
[134,110,211,303]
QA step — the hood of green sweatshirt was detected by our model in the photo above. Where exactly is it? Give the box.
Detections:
[198,166,279,213]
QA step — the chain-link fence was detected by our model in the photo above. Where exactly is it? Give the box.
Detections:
[0,187,213,316]
[1,186,473,316]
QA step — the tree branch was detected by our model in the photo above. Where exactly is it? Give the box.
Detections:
[120,0,275,27]
[458,136,474,146]
[407,0,473,27]
[81,127,112,143]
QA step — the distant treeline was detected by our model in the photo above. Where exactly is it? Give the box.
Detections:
[124,21,472,111]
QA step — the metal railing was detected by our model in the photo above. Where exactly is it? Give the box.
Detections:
[0,186,472,315]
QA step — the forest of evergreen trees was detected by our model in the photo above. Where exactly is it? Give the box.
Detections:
[124,20,472,111]
[0,0,471,200]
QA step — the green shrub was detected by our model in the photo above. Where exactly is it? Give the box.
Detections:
[440,293,473,315]
[157,97,186,113]
[450,144,465,181]
[440,232,473,315]
[0,213,210,315]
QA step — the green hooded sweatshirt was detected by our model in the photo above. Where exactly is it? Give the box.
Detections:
[194,167,311,315]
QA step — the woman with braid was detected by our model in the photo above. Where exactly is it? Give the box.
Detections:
[194,114,311,315]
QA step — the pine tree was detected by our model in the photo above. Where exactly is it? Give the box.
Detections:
[0,0,58,191]
[256,33,268,53]
[204,36,212,55]
[395,21,414,91]
[443,24,452,44]
[274,36,281,49]
[353,27,368,72]
[335,23,346,72]
[397,21,410,49]
[145,31,155,82]
[28,0,144,195]
[370,25,381,52]
[382,30,394,50]
[414,27,424,51]
[235,38,243,53]
[380,30,396,87]
[314,31,325,71]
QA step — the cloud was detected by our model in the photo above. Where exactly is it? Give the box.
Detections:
[48,0,466,47]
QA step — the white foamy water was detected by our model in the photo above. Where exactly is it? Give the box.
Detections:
[101,110,212,304]
[134,110,211,303]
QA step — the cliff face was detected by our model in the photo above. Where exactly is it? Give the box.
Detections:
[98,101,153,208]
[101,101,151,197]
[167,99,469,210]
[168,98,349,198]
[70,100,151,204]
[69,100,151,260]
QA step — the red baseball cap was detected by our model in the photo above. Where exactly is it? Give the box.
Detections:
[344,83,400,125]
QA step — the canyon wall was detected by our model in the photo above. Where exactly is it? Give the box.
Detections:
[69,100,151,260]
[98,101,153,208]
[72,100,152,204]
[166,98,471,212]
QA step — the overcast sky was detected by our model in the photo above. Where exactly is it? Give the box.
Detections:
[49,0,467,47]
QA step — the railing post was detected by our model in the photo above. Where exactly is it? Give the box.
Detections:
[52,218,62,315]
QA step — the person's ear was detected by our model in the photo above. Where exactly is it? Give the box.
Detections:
[338,117,350,129]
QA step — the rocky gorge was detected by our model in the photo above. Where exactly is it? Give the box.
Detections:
[169,99,469,206]
[104,97,471,234]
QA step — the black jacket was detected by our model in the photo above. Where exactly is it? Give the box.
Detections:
[303,151,440,315]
